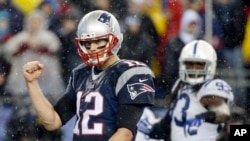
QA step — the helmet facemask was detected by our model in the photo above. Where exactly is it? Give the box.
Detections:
[179,59,213,85]
[75,33,119,66]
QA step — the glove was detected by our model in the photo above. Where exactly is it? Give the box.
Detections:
[137,108,161,134]
[137,118,154,134]
[184,115,204,135]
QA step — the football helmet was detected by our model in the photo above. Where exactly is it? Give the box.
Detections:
[75,10,123,66]
[179,40,217,85]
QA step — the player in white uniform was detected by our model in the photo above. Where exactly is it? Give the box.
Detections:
[170,40,234,141]
[135,40,234,141]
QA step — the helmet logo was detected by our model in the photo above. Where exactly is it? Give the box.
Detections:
[97,13,111,26]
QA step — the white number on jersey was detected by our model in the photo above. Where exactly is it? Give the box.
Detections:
[74,91,104,135]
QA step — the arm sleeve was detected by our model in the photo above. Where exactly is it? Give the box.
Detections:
[54,94,76,125]
[117,104,146,134]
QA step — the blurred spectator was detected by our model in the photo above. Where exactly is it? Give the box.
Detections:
[3,9,64,140]
[68,0,94,14]
[216,106,248,141]
[0,0,24,54]
[118,13,156,67]
[161,7,203,96]
[126,0,159,50]
[0,11,12,53]
[213,0,247,108]
[0,0,24,34]
[141,0,167,39]
[241,1,250,115]
[138,0,167,79]
[69,0,127,20]
[57,5,82,88]
[38,0,61,34]
[109,0,128,19]
[158,0,203,69]
[92,0,113,14]
[242,11,250,66]
[162,0,185,45]
[0,56,12,141]
[3,9,64,101]
[11,0,42,15]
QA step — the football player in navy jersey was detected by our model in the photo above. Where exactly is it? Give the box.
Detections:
[23,10,156,141]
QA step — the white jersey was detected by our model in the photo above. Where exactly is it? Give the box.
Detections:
[171,79,234,141]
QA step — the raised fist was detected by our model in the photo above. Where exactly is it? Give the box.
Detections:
[23,61,44,82]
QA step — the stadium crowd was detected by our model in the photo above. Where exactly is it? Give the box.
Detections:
[0,0,249,140]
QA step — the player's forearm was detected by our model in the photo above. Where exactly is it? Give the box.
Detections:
[109,128,133,141]
[26,80,62,130]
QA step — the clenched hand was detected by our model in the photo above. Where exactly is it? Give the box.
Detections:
[23,61,44,83]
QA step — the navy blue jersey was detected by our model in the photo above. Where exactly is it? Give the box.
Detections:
[61,59,155,141]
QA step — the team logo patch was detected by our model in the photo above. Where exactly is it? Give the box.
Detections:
[127,83,155,100]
